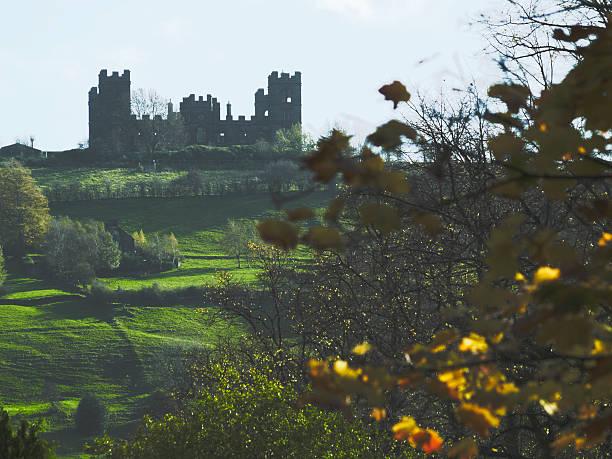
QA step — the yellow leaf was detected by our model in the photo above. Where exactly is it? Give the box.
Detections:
[598,232,612,246]
[533,266,561,284]
[591,339,606,355]
[455,403,500,437]
[392,416,418,440]
[370,407,386,421]
[352,342,372,355]
[539,399,559,416]
[458,333,489,354]
[333,360,360,379]
[515,272,526,282]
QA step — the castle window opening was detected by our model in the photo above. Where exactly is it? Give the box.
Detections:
[264,110,269,117]
[286,96,292,103]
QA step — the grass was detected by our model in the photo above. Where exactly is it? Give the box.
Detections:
[50,191,333,289]
[31,167,264,199]
[0,297,241,457]
[2,189,335,457]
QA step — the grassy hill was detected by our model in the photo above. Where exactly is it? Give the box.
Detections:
[1,190,333,457]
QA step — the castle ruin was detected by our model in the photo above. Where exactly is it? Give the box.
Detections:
[88,69,302,153]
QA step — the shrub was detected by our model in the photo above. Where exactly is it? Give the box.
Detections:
[87,361,412,458]
[0,407,56,458]
[75,393,108,435]
[45,217,121,287]
[89,280,115,307]
[136,390,176,421]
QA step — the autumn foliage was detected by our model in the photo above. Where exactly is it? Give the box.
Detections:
[258,20,612,458]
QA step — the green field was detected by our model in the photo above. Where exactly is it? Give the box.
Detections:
[30,167,264,200]
[1,190,333,457]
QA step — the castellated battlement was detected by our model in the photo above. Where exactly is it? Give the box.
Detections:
[98,69,130,81]
[268,71,301,82]
[89,69,301,152]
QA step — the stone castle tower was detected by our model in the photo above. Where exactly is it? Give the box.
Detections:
[88,70,132,153]
[88,70,301,153]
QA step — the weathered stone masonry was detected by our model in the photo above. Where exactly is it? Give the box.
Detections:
[88,69,302,153]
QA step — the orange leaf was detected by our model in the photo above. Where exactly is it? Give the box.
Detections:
[392,416,418,440]
[409,428,444,454]
[370,407,387,421]
[598,232,612,246]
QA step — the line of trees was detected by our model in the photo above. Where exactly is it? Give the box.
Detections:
[43,162,313,203]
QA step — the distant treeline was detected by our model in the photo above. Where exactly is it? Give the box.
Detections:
[23,144,302,169]
[42,171,311,202]
[43,173,267,202]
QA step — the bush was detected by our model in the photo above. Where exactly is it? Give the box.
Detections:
[0,407,56,458]
[45,217,121,287]
[89,280,115,307]
[136,390,176,421]
[88,360,412,458]
[75,393,108,435]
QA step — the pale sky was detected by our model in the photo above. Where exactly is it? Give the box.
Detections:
[0,0,503,151]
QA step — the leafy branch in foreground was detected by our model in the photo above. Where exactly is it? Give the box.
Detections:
[258,22,612,458]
